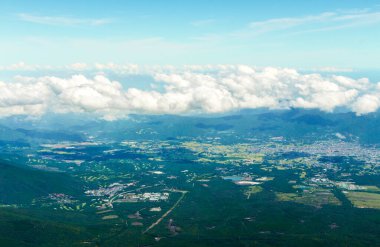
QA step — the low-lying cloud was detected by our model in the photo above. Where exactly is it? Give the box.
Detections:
[0,66,379,119]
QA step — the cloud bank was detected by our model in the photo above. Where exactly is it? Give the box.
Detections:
[0,66,379,119]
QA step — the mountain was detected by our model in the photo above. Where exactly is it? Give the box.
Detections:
[0,109,379,144]
[0,161,81,204]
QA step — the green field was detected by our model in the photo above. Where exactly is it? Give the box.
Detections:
[345,192,380,209]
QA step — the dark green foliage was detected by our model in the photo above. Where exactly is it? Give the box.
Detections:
[0,161,81,204]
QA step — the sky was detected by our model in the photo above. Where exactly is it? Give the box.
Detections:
[1,0,380,68]
[0,1,380,119]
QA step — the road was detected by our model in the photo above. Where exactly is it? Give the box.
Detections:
[143,190,188,234]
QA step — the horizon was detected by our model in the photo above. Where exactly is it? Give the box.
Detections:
[1,2,380,246]
[1,1,380,119]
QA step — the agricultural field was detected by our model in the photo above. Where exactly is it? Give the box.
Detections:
[345,192,380,209]
[1,111,380,246]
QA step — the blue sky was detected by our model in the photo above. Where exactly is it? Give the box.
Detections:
[1,0,380,69]
[0,1,380,118]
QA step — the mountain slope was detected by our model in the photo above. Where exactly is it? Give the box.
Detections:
[0,161,81,204]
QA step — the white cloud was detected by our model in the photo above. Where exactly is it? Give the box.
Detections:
[0,66,379,119]
[67,63,88,71]
[0,62,38,71]
[247,9,380,35]
[351,93,380,115]
[94,63,140,74]
[17,13,112,26]
[249,12,336,33]
[309,67,354,73]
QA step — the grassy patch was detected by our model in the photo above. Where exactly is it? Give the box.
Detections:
[345,192,380,209]
[244,186,263,199]
[276,189,341,207]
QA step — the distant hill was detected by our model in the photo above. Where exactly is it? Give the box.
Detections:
[0,161,81,204]
[0,109,379,144]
